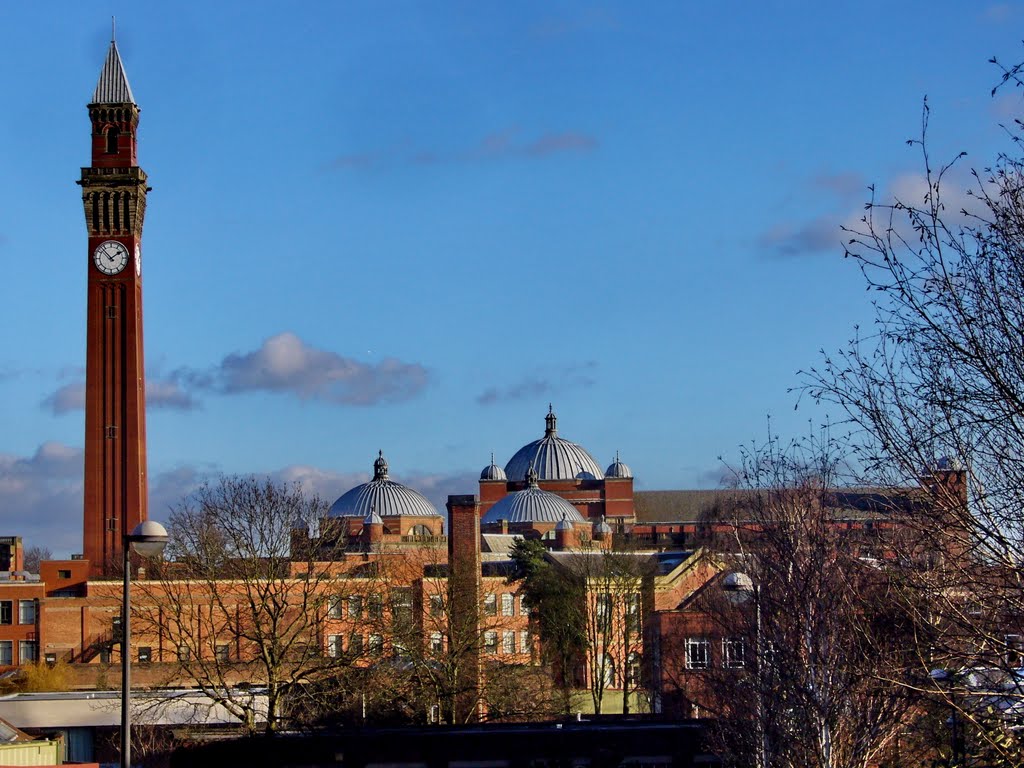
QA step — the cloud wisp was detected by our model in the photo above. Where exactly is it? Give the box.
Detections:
[477,361,598,406]
[758,168,981,258]
[40,333,428,412]
[206,332,429,406]
[42,376,200,415]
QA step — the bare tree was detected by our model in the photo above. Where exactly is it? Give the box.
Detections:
[804,78,1024,763]
[683,436,916,768]
[23,545,51,574]
[134,476,358,734]
[560,545,653,715]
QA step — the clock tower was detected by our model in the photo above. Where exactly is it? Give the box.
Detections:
[79,39,149,578]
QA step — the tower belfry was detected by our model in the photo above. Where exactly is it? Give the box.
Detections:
[78,38,149,577]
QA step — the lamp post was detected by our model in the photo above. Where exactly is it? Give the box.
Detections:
[121,520,169,768]
[723,571,766,768]
[929,668,964,767]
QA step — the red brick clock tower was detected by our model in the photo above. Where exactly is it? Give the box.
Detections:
[78,40,149,578]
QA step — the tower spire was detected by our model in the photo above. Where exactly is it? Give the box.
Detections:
[92,37,136,105]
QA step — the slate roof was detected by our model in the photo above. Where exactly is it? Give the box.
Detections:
[92,41,136,105]
[634,487,923,524]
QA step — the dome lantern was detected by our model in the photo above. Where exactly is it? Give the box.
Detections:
[504,407,605,482]
[329,452,439,519]
[373,450,389,481]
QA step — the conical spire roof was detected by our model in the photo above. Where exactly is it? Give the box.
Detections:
[92,40,136,105]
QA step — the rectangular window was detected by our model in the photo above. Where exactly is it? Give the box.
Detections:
[430,632,444,655]
[596,593,613,626]
[138,646,152,664]
[626,593,642,633]
[19,641,37,664]
[328,635,343,658]
[502,631,516,654]
[349,633,364,656]
[348,595,363,618]
[369,634,384,656]
[328,596,343,619]
[520,596,531,616]
[215,644,230,663]
[501,593,514,616]
[521,631,533,655]
[391,587,413,627]
[0,602,11,625]
[0,641,11,665]
[723,637,746,669]
[429,594,444,617]
[484,593,497,616]
[57,569,71,579]
[484,631,498,654]
[368,594,383,619]
[177,645,190,662]
[18,600,36,625]
[685,638,709,670]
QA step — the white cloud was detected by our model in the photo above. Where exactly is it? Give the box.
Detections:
[212,333,429,406]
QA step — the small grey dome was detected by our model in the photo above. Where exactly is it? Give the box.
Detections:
[555,514,574,532]
[480,452,508,481]
[594,515,613,535]
[504,406,605,482]
[605,451,633,479]
[364,508,383,526]
[482,479,586,526]
[329,452,439,519]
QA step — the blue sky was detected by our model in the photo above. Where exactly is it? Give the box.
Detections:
[1,2,1021,555]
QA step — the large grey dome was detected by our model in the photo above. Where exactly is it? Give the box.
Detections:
[329,451,439,518]
[482,467,587,525]
[504,406,605,482]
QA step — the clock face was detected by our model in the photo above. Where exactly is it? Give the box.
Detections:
[135,244,141,276]
[93,240,129,275]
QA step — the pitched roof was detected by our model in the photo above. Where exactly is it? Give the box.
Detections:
[634,487,923,524]
[92,41,136,105]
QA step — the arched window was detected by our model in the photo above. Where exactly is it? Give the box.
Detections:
[408,524,432,537]
[106,126,120,154]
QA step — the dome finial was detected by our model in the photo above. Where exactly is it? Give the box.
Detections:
[526,463,539,487]
[373,450,389,481]
[545,404,557,437]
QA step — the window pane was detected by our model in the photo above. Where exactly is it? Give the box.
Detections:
[685,638,709,670]
[328,596,343,619]
[723,637,745,669]
[501,594,514,616]
[18,641,36,664]
[328,635,343,658]
[484,594,497,616]
[502,631,515,654]
[0,602,11,625]
[0,641,11,665]
[18,600,36,625]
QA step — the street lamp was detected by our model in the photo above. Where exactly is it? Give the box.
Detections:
[122,520,169,768]
[723,571,766,768]
[929,668,964,766]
